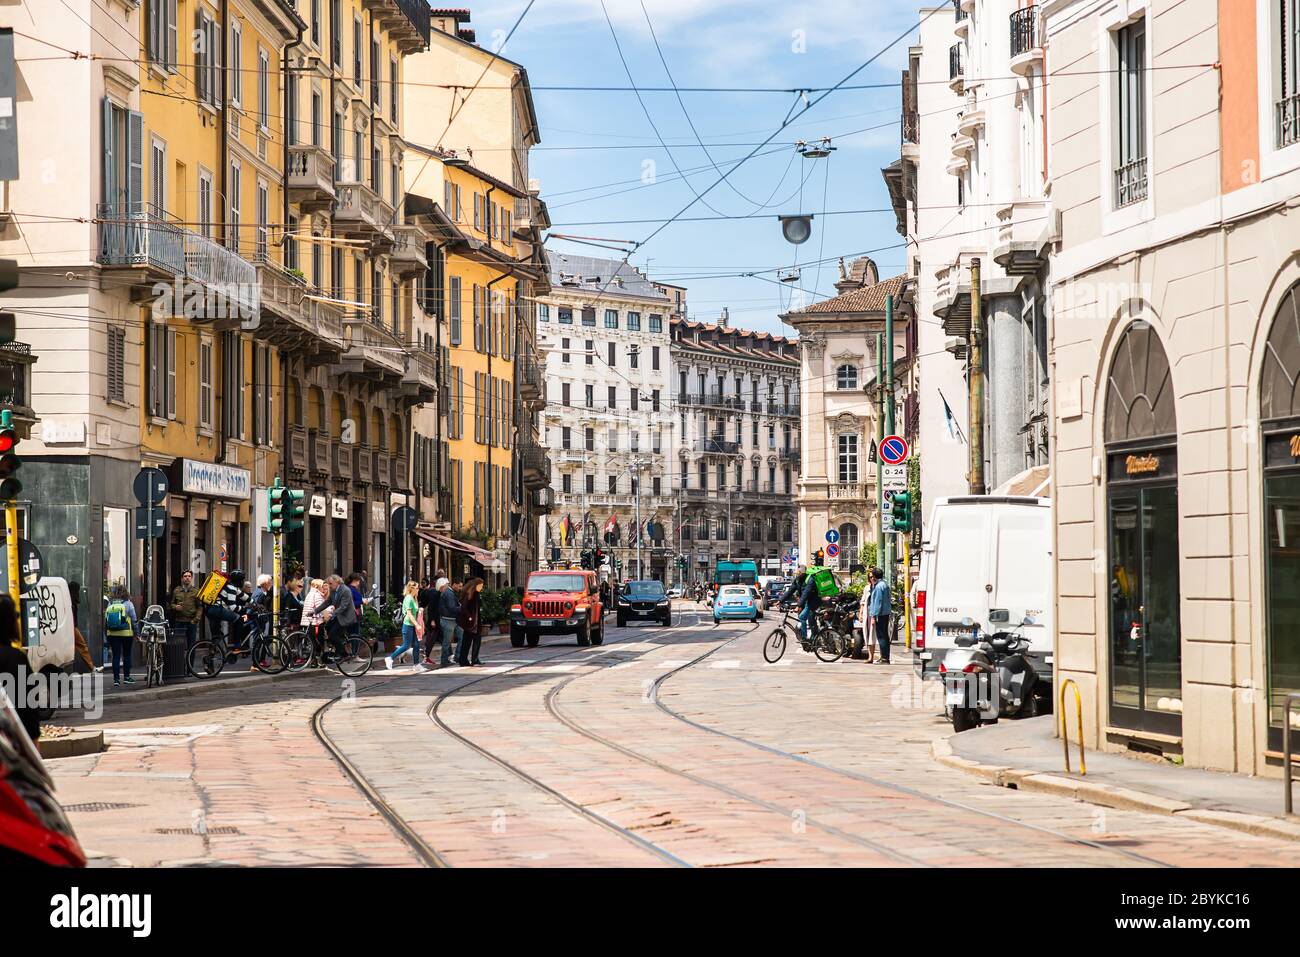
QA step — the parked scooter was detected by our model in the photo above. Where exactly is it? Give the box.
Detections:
[940,614,1045,733]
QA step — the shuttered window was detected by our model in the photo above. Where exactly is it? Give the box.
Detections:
[449,275,462,345]
[198,338,213,429]
[107,326,126,404]
[146,0,178,72]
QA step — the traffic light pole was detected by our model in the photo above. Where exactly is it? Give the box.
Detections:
[4,499,16,604]
[875,333,885,570]
[0,409,20,604]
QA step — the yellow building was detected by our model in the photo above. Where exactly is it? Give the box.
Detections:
[402,10,550,582]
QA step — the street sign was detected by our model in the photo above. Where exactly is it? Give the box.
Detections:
[0,538,42,596]
[881,494,894,516]
[791,547,799,560]
[882,463,907,492]
[824,528,840,545]
[880,434,909,465]
[825,542,840,559]
[132,467,169,506]
[134,505,166,539]
[391,506,418,531]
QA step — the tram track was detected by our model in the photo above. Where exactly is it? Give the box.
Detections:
[648,630,1178,868]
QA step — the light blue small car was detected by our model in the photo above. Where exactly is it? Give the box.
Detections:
[713,585,759,623]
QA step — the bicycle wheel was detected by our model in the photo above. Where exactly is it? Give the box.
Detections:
[813,631,844,663]
[187,640,226,679]
[762,627,787,664]
[335,636,373,678]
[253,635,287,675]
[284,631,314,672]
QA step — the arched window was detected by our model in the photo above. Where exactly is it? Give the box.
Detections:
[1261,282,1300,420]
[1104,321,1176,443]
[837,523,859,558]
[836,364,858,390]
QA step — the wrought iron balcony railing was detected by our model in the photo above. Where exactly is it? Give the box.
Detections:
[1114,156,1149,208]
[949,44,963,82]
[1278,92,1300,149]
[1010,5,1038,59]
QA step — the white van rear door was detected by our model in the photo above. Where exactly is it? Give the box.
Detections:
[929,507,992,644]
[990,506,1053,652]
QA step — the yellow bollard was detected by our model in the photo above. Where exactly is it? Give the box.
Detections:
[1059,678,1086,775]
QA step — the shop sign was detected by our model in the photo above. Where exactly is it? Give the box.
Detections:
[309,494,327,517]
[330,498,348,519]
[1124,454,1160,476]
[370,501,385,527]
[178,459,251,500]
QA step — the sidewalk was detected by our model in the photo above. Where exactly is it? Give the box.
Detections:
[934,714,1300,843]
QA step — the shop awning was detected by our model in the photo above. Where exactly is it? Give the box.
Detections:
[413,529,497,566]
[990,465,1052,498]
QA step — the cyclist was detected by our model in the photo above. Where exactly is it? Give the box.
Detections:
[204,569,253,653]
[789,566,826,644]
[319,574,360,661]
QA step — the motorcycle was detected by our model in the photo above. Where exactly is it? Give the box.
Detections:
[940,615,1044,733]
[807,593,860,661]
[0,694,85,866]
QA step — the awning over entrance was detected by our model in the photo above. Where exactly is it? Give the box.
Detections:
[413,529,496,566]
[990,464,1051,498]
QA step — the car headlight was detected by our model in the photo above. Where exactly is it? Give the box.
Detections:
[656,600,669,606]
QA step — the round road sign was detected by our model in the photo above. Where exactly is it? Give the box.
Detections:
[825,542,841,559]
[880,434,909,465]
[824,528,840,545]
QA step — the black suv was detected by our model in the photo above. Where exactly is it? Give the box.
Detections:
[615,580,673,627]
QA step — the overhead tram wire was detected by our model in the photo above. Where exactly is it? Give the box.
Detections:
[598,0,728,217]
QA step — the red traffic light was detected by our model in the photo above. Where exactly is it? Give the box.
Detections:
[0,430,15,455]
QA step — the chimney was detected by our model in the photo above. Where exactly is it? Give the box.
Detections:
[718,307,729,328]
[430,9,472,37]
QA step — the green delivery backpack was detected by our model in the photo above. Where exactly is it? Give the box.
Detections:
[809,566,840,598]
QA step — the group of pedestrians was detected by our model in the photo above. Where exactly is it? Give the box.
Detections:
[381,574,486,672]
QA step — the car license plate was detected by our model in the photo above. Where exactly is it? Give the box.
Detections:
[946,687,966,706]
[938,626,975,639]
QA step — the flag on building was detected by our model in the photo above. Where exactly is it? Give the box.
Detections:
[868,438,878,463]
[559,514,572,546]
[938,388,968,444]
[603,513,619,544]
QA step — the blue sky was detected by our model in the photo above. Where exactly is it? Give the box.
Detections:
[467,0,921,335]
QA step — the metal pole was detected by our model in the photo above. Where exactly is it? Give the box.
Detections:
[635,459,642,580]
[875,332,885,567]
[884,294,895,577]
[969,257,986,494]
[4,502,16,605]
[903,535,911,650]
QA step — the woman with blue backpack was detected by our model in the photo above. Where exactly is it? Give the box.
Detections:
[104,584,139,687]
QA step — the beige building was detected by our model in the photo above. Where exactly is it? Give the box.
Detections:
[783,261,908,569]
[1047,0,1300,773]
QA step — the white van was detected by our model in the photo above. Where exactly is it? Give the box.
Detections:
[912,497,1053,692]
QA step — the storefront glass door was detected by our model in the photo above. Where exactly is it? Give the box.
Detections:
[1108,483,1183,734]
[1264,472,1300,750]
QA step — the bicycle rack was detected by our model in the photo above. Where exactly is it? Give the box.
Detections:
[1059,678,1086,776]
[1285,693,1300,815]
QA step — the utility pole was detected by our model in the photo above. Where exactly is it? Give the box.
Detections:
[875,332,885,568]
[634,457,643,580]
[969,257,986,494]
[884,294,895,577]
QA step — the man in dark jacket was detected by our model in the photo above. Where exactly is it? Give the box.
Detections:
[168,570,203,649]
[320,574,359,657]
[434,578,461,669]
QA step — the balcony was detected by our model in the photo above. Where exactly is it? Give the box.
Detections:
[829,482,871,501]
[334,181,394,243]
[332,440,353,481]
[255,261,345,359]
[532,487,555,513]
[337,316,406,381]
[518,353,544,407]
[0,342,37,439]
[400,349,437,402]
[766,400,801,417]
[1114,156,1149,209]
[520,444,552,490]
[97,203,259,318]
[948,44,964,92]
[780,446,800,463]
[361,0,431,53]
[373,449,391,488]
[307,428,330,476]
[681,392,743,411]
[285,425,310,474]
[993,199,1055,276]
[1276,92,1300,149]
[354,444,373,485]
[389,223,428,277]
[287,145,336,209]
[1009,6,1043,75]
[697,437,740,455]
[953,0,969,37]
[901,110,920,162]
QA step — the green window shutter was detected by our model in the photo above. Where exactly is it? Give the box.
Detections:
[102,98,116,208]
[127,110,144,211]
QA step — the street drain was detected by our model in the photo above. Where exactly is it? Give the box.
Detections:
[154,826,241,835]
[64,802,142,813]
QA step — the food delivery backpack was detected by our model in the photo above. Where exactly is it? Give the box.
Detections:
[809,566,840,598]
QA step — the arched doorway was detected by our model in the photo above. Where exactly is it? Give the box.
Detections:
[1105,321,1182,735]
[1259,280,1300,752]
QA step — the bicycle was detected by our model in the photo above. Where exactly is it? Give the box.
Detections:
[283,622,372,678]
[187,611,286,679]
[139,605,169,688]
[762,604,845,663]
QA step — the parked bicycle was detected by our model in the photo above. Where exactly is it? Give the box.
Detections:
[187,611,286,679]
[139,605,169,688]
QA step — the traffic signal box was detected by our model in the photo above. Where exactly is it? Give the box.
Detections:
[268,478,306,534]
[891,491,912,533]
[0,409,21,500]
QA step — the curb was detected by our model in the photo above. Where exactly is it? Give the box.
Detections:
[930,737,1300,844]
[39,730,105,759]
[98,631,513,707]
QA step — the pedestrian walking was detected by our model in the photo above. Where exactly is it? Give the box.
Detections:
[168,569,203,650]
[456,577,484,667]
[434,578,461,669]
[867,567,892,664]
[104,584,139,687]
[385,581,425,671]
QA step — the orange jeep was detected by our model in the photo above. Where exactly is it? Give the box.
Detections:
[510,569,606,648]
